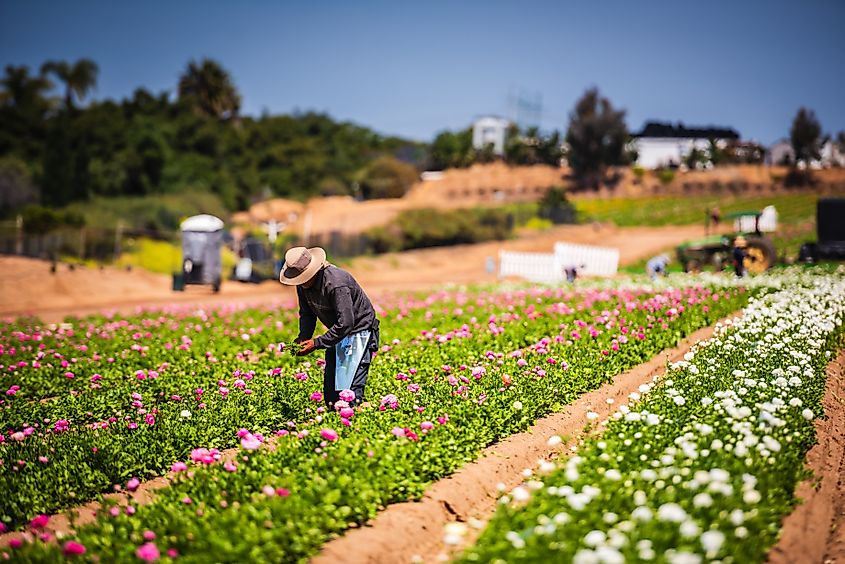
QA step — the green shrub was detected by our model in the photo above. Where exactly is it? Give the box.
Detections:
[657,168,675,185]
[537,187,577,224]
[366,207,513,253]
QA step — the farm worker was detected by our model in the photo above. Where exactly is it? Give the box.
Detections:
[732,236,747,278]
[646,255,669,280]
[279,246,380,407]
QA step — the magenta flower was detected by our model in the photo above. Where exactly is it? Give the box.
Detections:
[240,433,262,451]
[223,461,237,472]
[320,428,338,441]
[407,383,420,394]
[420,421,434,431]
[380,394,399,410]
[127,477,140,492]
[339,407,354,418]
[309,391,323,402]
[391,427,406,437]
[136,542,160,562]
[171,461,188,473]
[62,541,86,556]
[143,531,156,541]
[339,389,356,402]
[144,414,155,426]
[30,514,49,529]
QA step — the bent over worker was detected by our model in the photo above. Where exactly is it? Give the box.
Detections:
[279,246,379,407]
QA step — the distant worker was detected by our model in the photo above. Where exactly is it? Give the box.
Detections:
[563,263,584,283]
[710,206,721,228]
[646,255,670,280]
[279,246,380,407]
[732,236,747,277]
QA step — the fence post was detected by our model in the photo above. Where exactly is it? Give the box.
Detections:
[79,227,86,261]
[15,214,23,255]
[114,220,123,263]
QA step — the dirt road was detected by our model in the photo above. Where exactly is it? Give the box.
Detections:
[0,224,707,322]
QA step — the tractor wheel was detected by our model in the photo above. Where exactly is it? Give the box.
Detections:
[744,237,776,274]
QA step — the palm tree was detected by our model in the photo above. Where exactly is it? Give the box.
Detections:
[177,58,241,120]
[40,59,99,111]
[0,65,54,112]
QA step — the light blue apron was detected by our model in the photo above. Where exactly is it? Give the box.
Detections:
[335,330,370,391]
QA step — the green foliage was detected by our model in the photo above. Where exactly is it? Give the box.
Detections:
[0,61,424,212]
[631,165,645,180]
[505,125,563,166]
[565,88,630,188]
[790,107,822,164]
[20,204,84,234]
[177,59,241,120]
[358,155,418,199]
[522,217,553,231]
[657,168,675,185]
[537,187,577,224]
[429,128,474,169]
[367,207,513,252]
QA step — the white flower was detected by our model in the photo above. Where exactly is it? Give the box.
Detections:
[511,486,531,502]
[693,493,713,508]
[586,411,599,421]
[657,503,687,522]
[573,549,599,564]
[505,530,525,549]
[631,506,653,522]
[743,490,761,504]
[180,409,192,418]
[680,520,700,537]
[547,435,562,447]
[513,400,523,411]
[583,530,606,547]
[443,522,467,545]
[673,395,686,406]
[802,408,814,420]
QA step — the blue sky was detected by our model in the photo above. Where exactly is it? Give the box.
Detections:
[1,0,843,144]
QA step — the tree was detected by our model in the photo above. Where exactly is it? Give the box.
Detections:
[0,65,53,111]
[790,107,822,165]
[40,59,99,110]
[429,129,473,169]
[358,156,418,199]
[178,59,241,120]
[565,88,629,189]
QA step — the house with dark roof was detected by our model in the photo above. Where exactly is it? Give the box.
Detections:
[631,121,740,169]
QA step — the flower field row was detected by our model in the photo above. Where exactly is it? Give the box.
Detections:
[462,270,845,563]
[3,282,746,561]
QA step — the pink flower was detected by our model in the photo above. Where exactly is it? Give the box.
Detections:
[62,541,86,556]
[391,427,406,437]
[136,542,160,561]
[143,530,156,541]
[144,414,155,426]
[339,389,356,402]
[127,477,141,492]
[223,461,237,472]
[309,391,323,402]
[30,514,49,529]
[320,428,338,441]
[395,372,408,380]
[262,485,276,497]
[420,421,434,431]
[339,407,354,418]
[380,394,399,411]
[407,383,420,394]
[276,487,290,497]
[171,461,187,472]
[240,433,262,451]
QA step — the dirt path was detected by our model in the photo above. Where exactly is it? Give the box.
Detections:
[768,350,845,564]
[1,224,707,322]
[312,315,741,564]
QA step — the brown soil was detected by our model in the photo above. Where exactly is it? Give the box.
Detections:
[768,350,845,564]
[312,315,741,564]
[0,224,708,322]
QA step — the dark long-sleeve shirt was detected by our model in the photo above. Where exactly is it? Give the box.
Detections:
[296,265,377,349]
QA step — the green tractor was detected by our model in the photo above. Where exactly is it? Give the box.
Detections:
[676,207,778,274]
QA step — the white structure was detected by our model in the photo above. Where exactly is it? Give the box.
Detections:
[734,205,777,233]
[472,116,510,156]
[632,122,739,169]
[820,139,845,167]
[499,242,619,282]
[766,139,795,165]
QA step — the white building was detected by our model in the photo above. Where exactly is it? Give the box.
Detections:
[472,116,511,156]
[766,138,845,167]
[766,139,795,165]
[632,122,740,169]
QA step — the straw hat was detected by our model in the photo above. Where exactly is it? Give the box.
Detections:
[734,236,747,248]
[279,246,327,285]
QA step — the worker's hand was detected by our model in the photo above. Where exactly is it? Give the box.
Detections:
[296,339,316,356]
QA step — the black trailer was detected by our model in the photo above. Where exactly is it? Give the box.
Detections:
[799,198,845,262]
